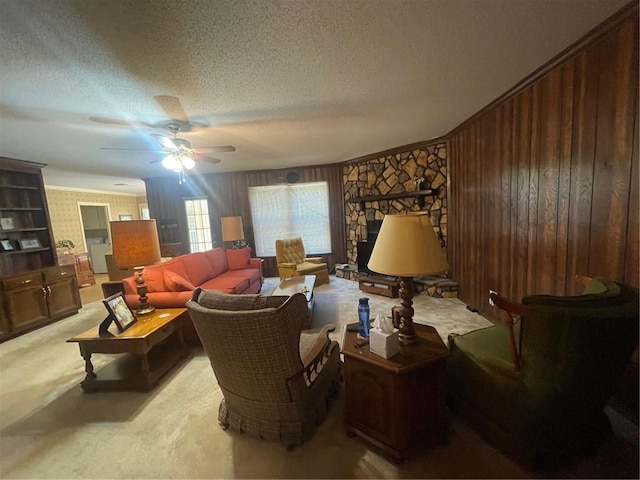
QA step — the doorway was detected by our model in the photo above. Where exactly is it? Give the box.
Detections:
[78,203,112,274]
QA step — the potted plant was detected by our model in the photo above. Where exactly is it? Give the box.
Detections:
[57,239,76,254]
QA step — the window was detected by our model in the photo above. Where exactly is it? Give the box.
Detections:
[249,182,331,257]
[184,198,212,252]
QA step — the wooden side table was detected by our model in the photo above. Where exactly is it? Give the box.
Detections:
[74,253,96,287]
[67,308,189,392]
[341,323,450,462]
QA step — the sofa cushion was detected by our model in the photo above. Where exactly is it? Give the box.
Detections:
[142,267,166,293]
[181,252,211,285]
[227,246,252,270]
[224,267,261,284]
[163,270,195,292]
[202,275,250,294]
[204,248,228,277]
[163,258,190,279]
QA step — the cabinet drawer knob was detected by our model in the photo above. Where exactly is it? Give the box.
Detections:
[59,271,67,276]
[20,279,32,285]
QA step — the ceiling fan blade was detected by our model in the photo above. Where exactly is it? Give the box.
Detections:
[90,116,150,128]
[151,134,178,150]
[100,147,162,152]
[154,95,189,123]
[193,145,236,153]
[193,153,222,164]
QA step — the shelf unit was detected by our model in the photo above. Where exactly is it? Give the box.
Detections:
[346,189,439,209]
[0,158,81,341]
[0,159,54,272]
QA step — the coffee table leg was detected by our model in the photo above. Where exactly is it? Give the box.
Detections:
[80,350,97,392]
[139,354,153,391]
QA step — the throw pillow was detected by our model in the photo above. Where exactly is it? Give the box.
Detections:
[226,246,252,270]
[163,270,195,292]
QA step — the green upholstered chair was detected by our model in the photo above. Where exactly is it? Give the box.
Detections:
[447,277,639,471]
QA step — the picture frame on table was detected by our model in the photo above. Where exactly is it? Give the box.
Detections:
[18,238,42,250]
[0,239,15,252]
[0,217,14,230]
[102,293,137,332]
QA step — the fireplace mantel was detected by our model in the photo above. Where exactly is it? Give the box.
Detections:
[346,189,439,209]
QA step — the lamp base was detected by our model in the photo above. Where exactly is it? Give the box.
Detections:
[134,266,154,317]
[136,305,155,316]
[398,276,419,345]
[399,332,419,345]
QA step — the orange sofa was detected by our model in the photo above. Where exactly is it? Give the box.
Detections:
[112,247,263,340]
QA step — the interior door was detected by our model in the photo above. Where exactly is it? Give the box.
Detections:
[78,203,111,273]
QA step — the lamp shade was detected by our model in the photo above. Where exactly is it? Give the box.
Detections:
[110,220,161,267]
[368,212,448,277]
[221,216,245,242]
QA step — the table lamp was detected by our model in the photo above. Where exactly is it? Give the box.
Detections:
[221,216,247,249]
[367,212,449,345]
[110,219,161,316]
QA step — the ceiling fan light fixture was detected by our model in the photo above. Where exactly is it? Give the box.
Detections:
[162,154,182,171]
[182,156,196,170]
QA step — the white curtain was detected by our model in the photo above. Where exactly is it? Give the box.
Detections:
[249,182,331,257]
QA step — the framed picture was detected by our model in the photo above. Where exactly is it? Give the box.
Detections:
[119,214,133,221]
[0,218,14,230]
[18,238,42,250]
[103,293,137,332]
[0,239,15,252]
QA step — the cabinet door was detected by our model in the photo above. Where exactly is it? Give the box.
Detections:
[45,266,81,317]
[4,285,49,331]
[0,295,11,338]
[47,277,81,317]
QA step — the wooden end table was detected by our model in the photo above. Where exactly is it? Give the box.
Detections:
[272,275,315,327]
[67,308,189,392]
[341,323,450,462]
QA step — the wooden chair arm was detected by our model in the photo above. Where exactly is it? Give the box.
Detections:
[300,325,333,366]
[296,325,335,387]
[279,262,297,268]
[101,281,124,298]
[489,290,527,372]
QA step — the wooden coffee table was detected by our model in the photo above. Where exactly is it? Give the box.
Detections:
[67,308,189,392]
[272,275,316,328]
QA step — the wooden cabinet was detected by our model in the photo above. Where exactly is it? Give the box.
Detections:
[74,253,95,287]
[0,158,55,274]
[105,254,135,281]
[341,323,450,462]
[0,158,81,341]
[0,266,81,340]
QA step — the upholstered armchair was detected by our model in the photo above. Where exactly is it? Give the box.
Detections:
[447,277,639,471]
[186,288,341,447]
[275,237,330,286]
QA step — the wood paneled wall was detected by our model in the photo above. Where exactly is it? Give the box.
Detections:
[144,164,346,278]
[448,10,638,317]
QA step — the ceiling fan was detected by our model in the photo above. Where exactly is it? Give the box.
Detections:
[95,95,236,175]
[101,122,236,168]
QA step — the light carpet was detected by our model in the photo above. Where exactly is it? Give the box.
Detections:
[0,277,637,479]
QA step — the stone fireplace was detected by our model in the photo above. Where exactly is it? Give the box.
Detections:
[338,141,458,297]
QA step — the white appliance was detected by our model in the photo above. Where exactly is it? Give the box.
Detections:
[89,243,111,274]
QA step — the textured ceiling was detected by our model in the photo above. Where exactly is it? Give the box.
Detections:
[0,0,630,195]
